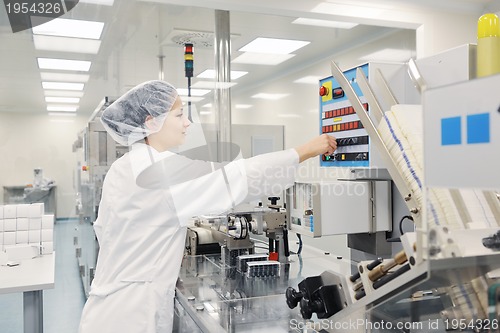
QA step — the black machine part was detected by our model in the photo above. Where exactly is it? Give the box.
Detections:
[286,274,346,320]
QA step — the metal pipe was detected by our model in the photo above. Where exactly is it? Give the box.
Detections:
[214,10,232,162]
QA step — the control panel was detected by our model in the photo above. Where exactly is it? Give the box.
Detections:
[319,63,370,167]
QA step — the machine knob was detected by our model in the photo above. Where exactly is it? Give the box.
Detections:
[300,297,325,320]
[285,287,303,309]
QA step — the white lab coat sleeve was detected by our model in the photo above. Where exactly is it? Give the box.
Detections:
[169,149,299,225]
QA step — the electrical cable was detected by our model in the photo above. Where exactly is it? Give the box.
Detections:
[399,215,414,236]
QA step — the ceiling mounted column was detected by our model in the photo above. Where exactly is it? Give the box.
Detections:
[214,10,232,162]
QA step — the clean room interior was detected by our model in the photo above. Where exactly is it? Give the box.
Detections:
[1,0,500,332]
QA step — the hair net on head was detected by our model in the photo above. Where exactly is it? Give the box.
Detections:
[101,80,178,146]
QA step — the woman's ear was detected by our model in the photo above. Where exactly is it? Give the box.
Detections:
[144,115,160,131]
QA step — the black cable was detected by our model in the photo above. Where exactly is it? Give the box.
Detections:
[296,233,303,255]
[399,215,414,236]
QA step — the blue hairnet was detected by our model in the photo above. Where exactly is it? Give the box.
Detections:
[101,80,178,146]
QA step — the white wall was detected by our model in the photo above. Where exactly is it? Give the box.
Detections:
[0,112,87,219]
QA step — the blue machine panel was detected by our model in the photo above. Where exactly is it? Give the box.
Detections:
[319,63,370,167]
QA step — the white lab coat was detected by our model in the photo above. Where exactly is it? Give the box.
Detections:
[78,143,299,333]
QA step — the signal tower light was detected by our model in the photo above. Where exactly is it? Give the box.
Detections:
[184,43,194,78]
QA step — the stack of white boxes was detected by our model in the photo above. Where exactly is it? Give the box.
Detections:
[0,203,54,257]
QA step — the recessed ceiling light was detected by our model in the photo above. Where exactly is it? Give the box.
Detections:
[79,0,114,6]
[34,35,101,54]
[202,103,212,108]
[47,105,78,112]
[197,69,248,80]
[42,82,85,91]
[177,88,210,97]
[48,112,77,117]
[45,97,80,103]
[312,3,386,18]
[44,90,84,97]
[191,81,237,89]
[232,53,295,65]
[251,93,289,100]
[239,37,309,54]
[38,58,91,72]
[200,111,212,115]
[32,18,104,39]
[40,72,89,83]
[292,18,358,29]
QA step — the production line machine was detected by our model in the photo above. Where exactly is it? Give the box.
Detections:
[174,50,500,332]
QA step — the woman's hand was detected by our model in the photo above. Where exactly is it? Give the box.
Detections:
[294,134,337,163]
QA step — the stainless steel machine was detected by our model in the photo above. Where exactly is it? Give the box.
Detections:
[174,52,500,332]
[72,97,127,296]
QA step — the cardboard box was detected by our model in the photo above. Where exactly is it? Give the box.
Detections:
[16,231,29,244]
[41,229,53,242]
[42,215,54,229]
[28,230,41,243]
[16,204,30,218]
[41,242,53,254]
[4,232,16,245]
[16,218,29,231]
[29,218,42,230]
[4,219,16,232]
[3,205,16,219]
[28,203,44,218]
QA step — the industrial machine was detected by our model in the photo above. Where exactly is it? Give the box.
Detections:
[72,97,127,296]
[174,53,500,332]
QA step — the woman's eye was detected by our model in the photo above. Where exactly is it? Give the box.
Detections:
[176,113,184,118]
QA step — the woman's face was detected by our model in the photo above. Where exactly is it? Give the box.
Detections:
[147,96,191,151]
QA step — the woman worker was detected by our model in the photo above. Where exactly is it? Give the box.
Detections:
[78,80,337,333]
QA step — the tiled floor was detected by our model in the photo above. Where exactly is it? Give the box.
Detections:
[0,220,86,333]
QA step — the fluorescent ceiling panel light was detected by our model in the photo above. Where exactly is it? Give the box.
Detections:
[235,104,252,109]
[191,81,237,89]
[48,112,77,117]
[359,48,413,62]
[177,88,210,97]
[38,58,91,71]
[251,93,289,100]
[32,18,104,39]
[42,82,84,91]
[292,18,358,29]
[312,3,385,18]
[44,90,84,97]
[79,0,114,6]
[197,69,248,80]
[200,111,212,115]
[239,37,309,54]
[47,105,78,112]
[232,53,295,65]
[293,76,323,84]
[45,97,80,103]
[40,72,89,82]
[34,35,101,54]
[202,103,212,108]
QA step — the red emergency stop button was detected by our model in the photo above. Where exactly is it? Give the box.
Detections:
[319,85,329,96]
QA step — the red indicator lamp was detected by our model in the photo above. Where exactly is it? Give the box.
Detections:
[319,85,329,96]
[332,88,344,99]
